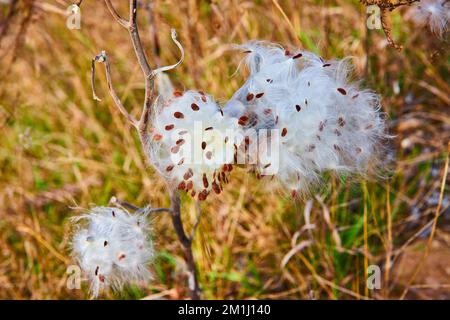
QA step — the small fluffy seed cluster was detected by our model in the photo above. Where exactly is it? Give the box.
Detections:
[72,207,154,297]
[148,90,244,201]
[410,0,449,37]
[226,41,386,197]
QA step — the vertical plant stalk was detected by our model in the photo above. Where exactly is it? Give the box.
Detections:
[90,0,202,299]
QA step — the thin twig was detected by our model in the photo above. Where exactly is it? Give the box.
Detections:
[91,51,139,128]
[380,9,402,51]
[104,0,129,28]
[359,0,419,51]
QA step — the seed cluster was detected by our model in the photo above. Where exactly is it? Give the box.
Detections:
[226,41,386,197]
[148,91,244,201]
[72,207,154,297]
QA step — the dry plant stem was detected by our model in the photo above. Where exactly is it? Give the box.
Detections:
[90,0,202,299]
[359,0,419,51]
[400,143,450,299]
[91,51,138,127]
[169,190,201,300]
[380,10,402,51]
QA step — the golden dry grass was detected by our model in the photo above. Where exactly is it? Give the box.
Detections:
[0,0,449,299]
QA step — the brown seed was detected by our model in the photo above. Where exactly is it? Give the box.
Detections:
[295,105,301,112]
[292,53,303,59]
[319,121,325,131]
[338,117,346,127]
[174,111,184,119]
[201,95,207,103]
[334,129,342,136]
[337,88,347,95]
[281,128,288,137]
[285,49,291,56]
[291,190,298,198]
[173,91,183,97]
[176,139,185,145]
[316,135,321,141]
[183,169,193,180]
[238,116,249,126]
[178,181,186,190]
[166,165,174,172]
[191,103,200,111]
[266,79,273,83]
[305,99,308,106]
[264,109,272,115]
[308,144,316,152]
[275,116,279,124]
[171,145,180,153]
[186,181,193,190]
[178,158,185,165]
[352,94,359,99]
[224,136,229,143]
[201,141,207,150]
[356,147,362,154]
[323,63,331,67]
[205,126,213,131]
[95,266,99,276]
[99,275,105,283]
[104,241,108,247]
[212,181,221,194]
[118,254,126,261]
[333,144,341,151]
[165,124,175,131]
[256,92,264,98]
[191,190,196,197]
[263,163,271,169]
[153,134,163,141]
[202,173,209,188]
[246,93,254,101]
[198,189,209,201]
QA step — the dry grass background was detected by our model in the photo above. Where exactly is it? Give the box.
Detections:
[0,0,449,299]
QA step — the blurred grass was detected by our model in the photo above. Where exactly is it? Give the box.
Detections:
[0,0,449,299]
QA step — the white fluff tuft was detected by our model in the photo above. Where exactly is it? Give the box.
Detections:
[147,90,244,201]
[411,0,449,37]
[71,207,154,298]
[229,41,387,197]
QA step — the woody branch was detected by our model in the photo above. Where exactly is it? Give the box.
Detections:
[91,0,201,300]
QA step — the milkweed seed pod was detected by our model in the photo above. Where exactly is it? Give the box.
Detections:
[148,90,245,201]
[71,207,154,297]
[227,42,388,197]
